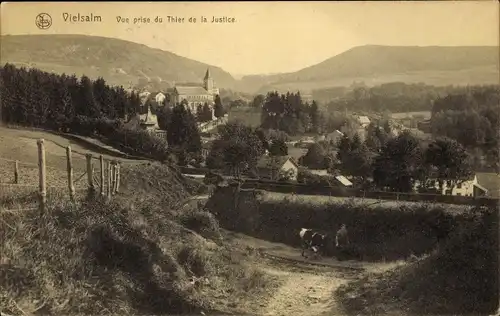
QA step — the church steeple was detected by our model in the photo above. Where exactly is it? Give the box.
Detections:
[203,67,214,93]
[204,68,211,80]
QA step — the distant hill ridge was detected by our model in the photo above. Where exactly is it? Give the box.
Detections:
[1,34,498,94]
[0,34,237,90]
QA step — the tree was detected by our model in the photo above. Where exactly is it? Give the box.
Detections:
[301,143,327,169]
[268,138,288,156]
[424,137,473,190]
[309,100,321,133]
[77,75,97,118]
[157,105,172,130]
[336,135,372,181]
[365,122,391,152]
[255,128,270,151]
[214,95,225,118]
[201,102,213,122]
[196,103,204,122]
[251,94,265,108]
[372,131,426,192]
[166,103,202,164]
[207,122,265,176]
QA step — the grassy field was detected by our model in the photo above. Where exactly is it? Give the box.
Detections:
[0,126,147,209]
[228,106,262,127]
[391,111,432,120]
[260,191,472,213]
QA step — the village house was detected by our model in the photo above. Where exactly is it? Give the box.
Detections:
[415,174,488,197]
[339,115,371,142]
[325,130,344,146]
[256,155,299,181]
[340,124,367,142]
[124,105,167,137]
[170,68,219,117]
[155,92,166,106]
[357,115,371,128]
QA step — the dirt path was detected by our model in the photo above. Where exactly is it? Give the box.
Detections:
[223,231,402,316]
[258,265,349,316]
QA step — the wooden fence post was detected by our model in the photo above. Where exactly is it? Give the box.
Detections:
[86,154,94,192]
[37,139,47,214]
[66,146,75,201]
[107,160,112,199]
[14,160,19,184]
[100,155,105,196]
[115,162,120,193]
[111,161,116,195]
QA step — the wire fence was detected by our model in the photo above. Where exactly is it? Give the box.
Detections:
[0,138,124,213]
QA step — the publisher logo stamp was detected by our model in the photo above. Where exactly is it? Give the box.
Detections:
[35,13,52,30]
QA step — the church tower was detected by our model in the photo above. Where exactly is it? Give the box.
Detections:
[203,68,214,94]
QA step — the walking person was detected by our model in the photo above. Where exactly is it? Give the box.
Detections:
[335,224,349,260]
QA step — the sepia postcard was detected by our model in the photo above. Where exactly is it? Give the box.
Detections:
[0,2,499,316]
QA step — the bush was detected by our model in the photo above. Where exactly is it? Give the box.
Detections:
[206,186,472,261]
[180,209,222,242]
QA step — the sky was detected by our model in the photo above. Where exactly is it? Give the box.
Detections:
[1,1,499,76]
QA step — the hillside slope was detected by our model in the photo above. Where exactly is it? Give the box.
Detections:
[0,34,237,90]
[240,45,500,93]
[2,35,498,94]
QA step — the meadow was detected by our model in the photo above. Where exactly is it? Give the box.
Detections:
[227,106,262,127]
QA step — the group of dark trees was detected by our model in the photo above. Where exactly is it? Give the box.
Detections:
[430,86,500,171]
[203,121,294,177]
[259,91,349,136]
[1,63,142,128]
[0,64,204,164]
[299,119,474,193]
[320,82,489,113]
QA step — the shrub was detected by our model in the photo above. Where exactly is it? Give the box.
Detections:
[206,186,473,261]
[180,209,222,242]
[177,244,213,277]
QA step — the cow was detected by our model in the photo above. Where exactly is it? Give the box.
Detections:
[299,228,327,259]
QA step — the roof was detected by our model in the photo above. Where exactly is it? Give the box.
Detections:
[327,130,344,137]
[257,155,298,170]
[476,172,500,198]
[174,86,211,96]
[358,116,371,125]
[309,169,329,176]
[204,68,211,80]
[335,175,353,186]
[473,182,488,193]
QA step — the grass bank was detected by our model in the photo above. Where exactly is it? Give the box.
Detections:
[1,164,276,316]
[336,207,499,315]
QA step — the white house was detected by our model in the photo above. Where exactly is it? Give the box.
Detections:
[357,116,371,128]
[155,92,166,106]
[257,156,299,181]
[415,174,488,197]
